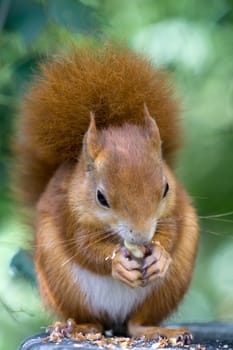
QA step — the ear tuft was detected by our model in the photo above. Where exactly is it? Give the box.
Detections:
[84,112,102,161]
[144,103,161,149]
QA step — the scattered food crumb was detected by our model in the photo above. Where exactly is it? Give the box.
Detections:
[195,345,206,350]
[44,319,208,349]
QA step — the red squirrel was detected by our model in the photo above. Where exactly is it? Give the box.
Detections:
[14,45,199,343]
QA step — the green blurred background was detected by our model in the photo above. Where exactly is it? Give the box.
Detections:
[0,0,233,349]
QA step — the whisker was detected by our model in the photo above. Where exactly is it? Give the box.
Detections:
[159,212,233,224]
[199,211,233,218]
[61,235,107,268]
[60,230,115,255]
[31,228,113,249]
[61,231,116,268]
[157,222,233,238]
[82,231,116,252]
[198,217,233,223]
[201,228,230,238]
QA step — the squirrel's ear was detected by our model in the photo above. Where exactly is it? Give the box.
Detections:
[84,112,102,161]
[144,103,161,149]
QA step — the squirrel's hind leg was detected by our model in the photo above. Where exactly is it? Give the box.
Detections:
[128,323,193,346]
[46,319,103,342]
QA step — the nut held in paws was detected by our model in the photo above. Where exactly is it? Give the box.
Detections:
[124,240,145,258]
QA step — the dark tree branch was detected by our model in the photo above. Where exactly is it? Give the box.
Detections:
[0,0,11,30]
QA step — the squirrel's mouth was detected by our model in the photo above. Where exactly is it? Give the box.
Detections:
[111,220,157,247]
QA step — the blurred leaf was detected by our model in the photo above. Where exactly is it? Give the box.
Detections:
[132,20,212,72]
[0,32,25,66]
[31,21,82,53]
[10,249,36,284]
[47,0,99,34]
[14,55,40,93]
[4,0,47,45]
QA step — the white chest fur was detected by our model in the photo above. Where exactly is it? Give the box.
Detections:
[71,263,153,324]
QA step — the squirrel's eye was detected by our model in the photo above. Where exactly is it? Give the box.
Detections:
[97,189,110,208]
[163,183,169,198]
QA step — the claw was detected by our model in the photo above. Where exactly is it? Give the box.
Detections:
[153,333,169,347]
[145,245,153,257]
[176,334,184,346]
[61,326,73,337]
[121,246,132,259]
[183,332,193,345]
[169,331,193,346]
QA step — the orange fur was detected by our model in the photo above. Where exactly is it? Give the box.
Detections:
[14,45,180,206]
[14,45,198,338]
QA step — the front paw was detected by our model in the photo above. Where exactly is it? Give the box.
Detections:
[112,247,143,288]
[141,243,172,285]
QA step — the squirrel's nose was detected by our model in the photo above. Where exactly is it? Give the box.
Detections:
[129,220,157,245]
[129,231,151,246]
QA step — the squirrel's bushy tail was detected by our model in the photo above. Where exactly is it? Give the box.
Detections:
[14,45,181,206]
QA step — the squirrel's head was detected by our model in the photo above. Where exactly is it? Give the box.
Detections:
[69,105,176,245]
